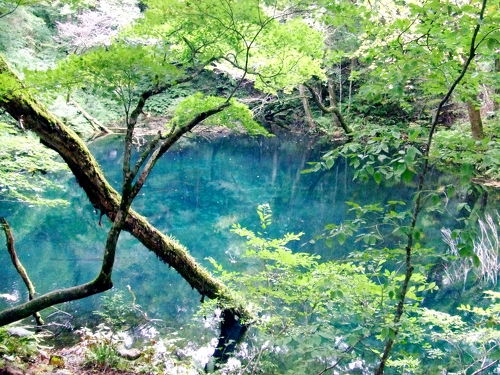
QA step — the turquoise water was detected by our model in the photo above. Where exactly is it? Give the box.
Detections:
[0,135,479,326]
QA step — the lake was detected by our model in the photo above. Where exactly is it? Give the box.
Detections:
[0,134,492,335]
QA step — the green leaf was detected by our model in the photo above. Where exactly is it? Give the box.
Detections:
[401,168,414,183]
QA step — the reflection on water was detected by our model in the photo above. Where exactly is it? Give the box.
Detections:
[0,134,476,327]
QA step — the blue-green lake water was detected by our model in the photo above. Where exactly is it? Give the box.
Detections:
[0,134,487,330]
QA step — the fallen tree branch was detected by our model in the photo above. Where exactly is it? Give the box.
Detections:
[68,99,112,135]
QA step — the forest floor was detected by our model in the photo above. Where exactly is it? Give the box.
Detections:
[1,345,139,375]
[1,334,199,375]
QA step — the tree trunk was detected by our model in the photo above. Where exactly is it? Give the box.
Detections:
[304,83,352,137]
[467,101,484,139]
[327,78,342,128]
[298,84,316,130]
[0,56,247,319]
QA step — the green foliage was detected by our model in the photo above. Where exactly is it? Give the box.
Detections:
[256,203,272,229]
[0,326,41,361]
[207,205,499,374]
[0,71,23,102]
[171,93,269,136]
[319,200,410,249]
[79,325,126,370]
[93,290,145,330]
[303,123,426,185]
[78,324,199,374]
[208,205,401,374]
[84,341,123,370]
[410,291,500,373]
[0,5,62,70]
[353,0,498,113]
[135,0,324,94]
[0,122,68,205]
[249,18,325,93]
[430,118,500,179]
[143,84,194,115]
[33,43,182,106]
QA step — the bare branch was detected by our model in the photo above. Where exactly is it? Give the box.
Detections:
[471,360,499,375]
[0,218,43,326]
[0,0,22,19]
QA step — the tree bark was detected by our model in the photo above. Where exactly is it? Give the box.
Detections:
[327,78,342,128]
[298,84,316,131]
[0,56,247,321]
[304,82,353,136]
[467,101,484,139]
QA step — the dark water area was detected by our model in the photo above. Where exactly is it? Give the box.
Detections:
[0,134,490,331]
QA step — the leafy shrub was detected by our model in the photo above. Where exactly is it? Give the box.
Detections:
[0,326,41,360]
[79,325,125,370]
[430,118,500,180]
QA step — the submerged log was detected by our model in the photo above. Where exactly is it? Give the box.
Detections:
[206,308,249,371]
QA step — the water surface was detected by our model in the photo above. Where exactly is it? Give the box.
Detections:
[0,134,484,328]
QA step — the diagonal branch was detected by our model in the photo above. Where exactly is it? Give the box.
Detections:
[123,59,217,188]
[0,206,126,326]
[129,102,230,201]
[471,359,499,375]
[0,0,22,19]
[0,55,250,325]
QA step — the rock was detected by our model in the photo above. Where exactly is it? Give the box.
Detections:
[6,327,33,338]
[117,346,142,360]
[174,348,188,360]
[0,293,18,302]
[0,367,24,375]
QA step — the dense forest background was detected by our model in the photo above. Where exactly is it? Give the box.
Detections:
[0,0,498,374]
